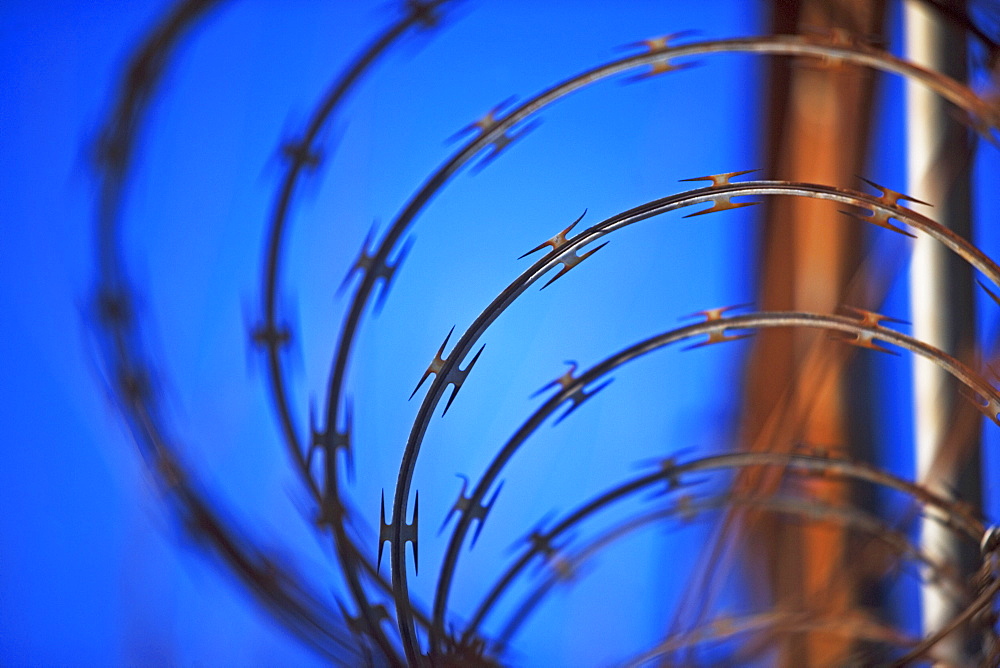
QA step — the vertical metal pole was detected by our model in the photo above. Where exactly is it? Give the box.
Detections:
[904,1,978,662]
[741,2,885,663]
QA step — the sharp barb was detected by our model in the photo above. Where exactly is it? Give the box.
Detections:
[471,521,485,547]
[519,240,552,260]
[622,60,696,84]
[685,475,711,489]
[633,458,658,471]
[634,450,688,472]
[679,169,758,185]
[858,176,933,207]
[830,332,899,355]
[554,379,612,425]
[567,209,587,232]
[438,508,457,536]
[446,121,479,145]
[871,220,918,239]
[659,29,701,44]
[470,145,504,174]
[683,303,754,322]
[682,331,754,351]
[361,222,379,255]
[373,237,413,314]
[338,223,379,294]
[441,325,455,353]
[838,209,917,239]
[553,401,577,426]
[540,265,571,290]
[470,118,541,175]
[493,94,519,116]
[409,370,432,401]
[378,490,387,573]
[394,235,415,270]
[447,95,519,144]
[412,491,419,575]
[617,31,700,52]
[840,305,909,327]
[307,399,320,467]
[581,241,609,259]
[343,398,355,484]
[531,379,560,398]
[682,199,758,218]
[441,344,485,416]
[725,332,755,344]
[281,139,322,171]
[511,117,542,142]
[411,326,456,400]
[858,176,880,191]
[589,377,615,398]
[534,360,579,399]
[979,279,1000,308]
[488,480,505,508]
[372,279,392,315]
[471,480,504,546]
[539,241,608,290]
[440,475,468,535]
[338,266,355,295]
[441,381,460,416]
[242,301,259,373]
[465,343,486,372]
[519,209,586,260]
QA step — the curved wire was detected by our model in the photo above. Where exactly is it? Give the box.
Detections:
[625,611,925,666]
[429,311,999,658]
[463,451,984,646]
[91,12,1000,662]
[254,1,457,659]
[311,36,1000,661]
[383,179,1000,656]
[493,497,943,663]
[89,0,404,660]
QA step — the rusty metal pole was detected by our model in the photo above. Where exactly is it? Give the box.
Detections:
[742,1,885,664]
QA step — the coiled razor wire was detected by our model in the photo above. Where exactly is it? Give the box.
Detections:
[91,1,1000,664]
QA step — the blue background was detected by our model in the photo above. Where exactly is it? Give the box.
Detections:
[2,1,998,664]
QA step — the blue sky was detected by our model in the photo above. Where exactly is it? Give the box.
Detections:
[2,1,998,665]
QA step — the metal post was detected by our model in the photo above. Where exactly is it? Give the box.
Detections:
[904,1,978,662]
